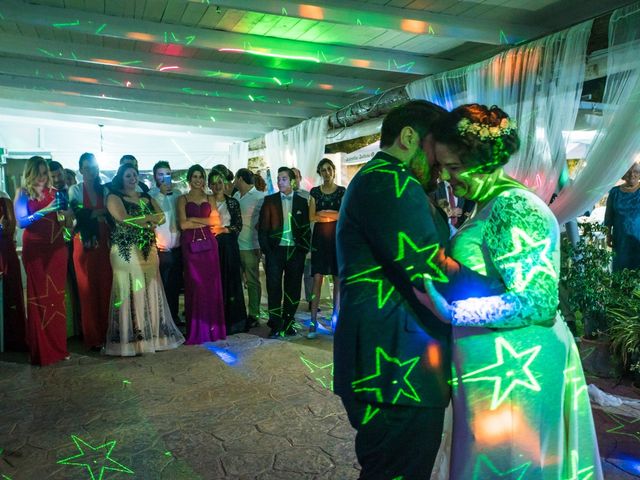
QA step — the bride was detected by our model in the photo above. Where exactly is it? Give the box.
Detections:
[421,104,602,479]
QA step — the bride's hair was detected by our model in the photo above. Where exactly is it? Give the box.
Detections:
[433,104,520,174]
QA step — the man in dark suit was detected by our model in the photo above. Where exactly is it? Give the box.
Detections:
[258,166,311,338]
[335,101,496,479]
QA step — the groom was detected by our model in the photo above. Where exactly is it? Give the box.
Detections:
[335,101,489,479]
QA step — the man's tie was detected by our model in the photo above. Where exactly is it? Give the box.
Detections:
[447,185,458,227]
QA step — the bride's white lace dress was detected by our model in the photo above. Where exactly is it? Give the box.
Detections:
[431,188,602,480]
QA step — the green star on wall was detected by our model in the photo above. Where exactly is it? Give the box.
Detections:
[352,347,421,404]
[461,337,541,410]
[57,435,133,480]
[395,232,448,283]
[495,227,556,292]
[473,454,531,479]
[345,266,395,309]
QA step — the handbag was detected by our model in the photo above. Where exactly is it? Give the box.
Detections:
[189,227,212,253]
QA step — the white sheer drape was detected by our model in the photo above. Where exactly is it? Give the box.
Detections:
[552,3,640,224]
[264,116,328,191]
[407,21,592,203]
[228,141,248,175]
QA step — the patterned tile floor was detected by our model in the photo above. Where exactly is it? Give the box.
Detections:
[0,308,638,479]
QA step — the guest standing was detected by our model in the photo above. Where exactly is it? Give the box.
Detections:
[210,168,247,334]
[605,162,640,271]
[233,168,266,328]
[14,156,73,365]
[0,190,26,351]
[69,152,113,349]
[105,164,184,356]
[292,167,314,312]
[177,164,226,343]
[50,160,80,336]
[258,167,311,338]
[149,161,182,323]
[307,159,345,338]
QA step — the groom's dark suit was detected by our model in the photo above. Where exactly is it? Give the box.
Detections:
[335,151,497,479]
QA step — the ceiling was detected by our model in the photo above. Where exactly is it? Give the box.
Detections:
[0,0,633,142]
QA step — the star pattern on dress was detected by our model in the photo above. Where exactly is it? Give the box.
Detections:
[563,365,589,412]
[606,412,640,443]
[27,275,65,329]
[300,356,334,390]
[57,435,134,480]
[39,214,64,244]
[352,347,421,404]
[460,337,541,410]
[395,232,448,283]
[494,227,556,292]
[361,159,419,198]
[564,449,596,480]
[345,266,395,309]
[472,454,531,479]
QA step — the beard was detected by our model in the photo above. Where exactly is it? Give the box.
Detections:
[408,150,438,192]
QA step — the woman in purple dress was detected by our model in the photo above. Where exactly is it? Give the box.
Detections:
[177,164,226,343]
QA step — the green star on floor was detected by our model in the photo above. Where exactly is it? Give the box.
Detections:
[494,226,556,292]
[395,232,447,283]
[606,412,640,443]
[300,356,334,390]
[345,266,395,309]
[460,336,541,410]
[352,347,421,404]
[473,454,531,479]
[564,449,595,480]
[57,435,133,480]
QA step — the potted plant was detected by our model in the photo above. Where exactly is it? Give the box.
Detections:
[560,222,621,377]
[607,282,640,387]
[560,222,612,338]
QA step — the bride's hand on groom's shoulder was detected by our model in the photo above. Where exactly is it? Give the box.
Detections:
[413,277,452,324]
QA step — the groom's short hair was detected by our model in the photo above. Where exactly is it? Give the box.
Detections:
[380,100,447,148]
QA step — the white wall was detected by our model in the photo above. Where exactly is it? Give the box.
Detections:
[0,107,240,171]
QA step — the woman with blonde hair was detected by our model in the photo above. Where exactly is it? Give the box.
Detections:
[14,156,73,365]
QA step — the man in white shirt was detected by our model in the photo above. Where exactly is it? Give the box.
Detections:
[149,161,182,323]
[233,168,266,327]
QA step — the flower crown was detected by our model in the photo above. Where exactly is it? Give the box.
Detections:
[456,117,517,141]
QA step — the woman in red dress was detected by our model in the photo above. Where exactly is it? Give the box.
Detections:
[0,191,26,351]
[14,156,73,366]
[69,153,113,349]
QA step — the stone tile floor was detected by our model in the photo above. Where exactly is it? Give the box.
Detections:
[0,311,639,479]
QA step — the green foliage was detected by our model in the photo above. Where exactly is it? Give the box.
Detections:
[560,223,613,325]
[561,222,640,370]
[608,289,640,371]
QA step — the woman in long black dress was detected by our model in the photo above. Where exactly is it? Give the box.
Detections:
[307,158,345,339]
[209,167,248,334]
